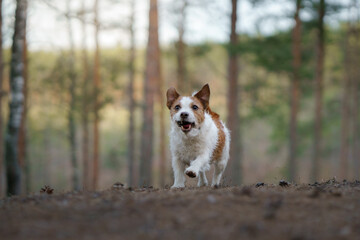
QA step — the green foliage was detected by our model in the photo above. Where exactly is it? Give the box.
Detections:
[191,43,212,58]
[239,32,293,73]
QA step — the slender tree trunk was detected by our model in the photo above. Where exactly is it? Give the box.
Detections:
[289,0,302,182]
[6,0,27,196]
[311,0,325,182]
[127,0,136,187]
[139,0,160,187]
[225,0,241,186]
[80,0,90,190]
[158,67,166,187]
[19,16,29,193]
[92,0,101,190]
[340,30,352,180]
[353,25,360,179]
[0,0,4,197]
[176,0,187,92]
[66,0,79,191]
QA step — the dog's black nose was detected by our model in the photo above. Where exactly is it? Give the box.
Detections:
[180,112,189,118]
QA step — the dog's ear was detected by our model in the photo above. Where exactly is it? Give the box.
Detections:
[166,87,180,109]
[194,84,210,109]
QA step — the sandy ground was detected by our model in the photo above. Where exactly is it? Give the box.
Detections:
[1,179,360,240]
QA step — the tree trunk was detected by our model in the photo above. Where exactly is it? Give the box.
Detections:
[0,0,4,197]
[127,0,136,187]
[139,0,160,187]
[176,0,187,93]
[340,30,352,180]
[6,0,27,196]
[66,0,80,191]
[80,0,90,190]
[158,65,166,187]
[92,0,101,190]
[311,0,325,182]
[19,15,29,194]
[352,26,360,180]
[288,0,302,182]
[225,0,241,186]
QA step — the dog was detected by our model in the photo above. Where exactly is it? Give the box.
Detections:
[166,83,230,188]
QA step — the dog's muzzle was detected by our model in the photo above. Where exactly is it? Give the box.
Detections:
[177,120,195,133]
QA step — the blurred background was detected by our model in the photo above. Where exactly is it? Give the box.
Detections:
[0,0,359,196]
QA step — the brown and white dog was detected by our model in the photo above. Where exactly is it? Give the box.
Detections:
[166,84,230,188]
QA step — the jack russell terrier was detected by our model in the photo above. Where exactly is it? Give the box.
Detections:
[166,84,230,188]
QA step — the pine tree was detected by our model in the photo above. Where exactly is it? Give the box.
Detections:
[6,0,27,196]
[139,0,161,186]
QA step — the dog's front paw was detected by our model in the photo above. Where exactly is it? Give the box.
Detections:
[185,168,198,178]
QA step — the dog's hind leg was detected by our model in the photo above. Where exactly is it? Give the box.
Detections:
[198,171,208,187]
[212,161,226,187]
[212,128,230,187]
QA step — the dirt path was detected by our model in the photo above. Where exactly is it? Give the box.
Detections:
[1,180,360,240]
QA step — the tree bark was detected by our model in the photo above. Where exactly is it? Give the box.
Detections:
[66,0,80,191]
[0,0,4,197]
[158,63,166,187]
[289,0,302,182]
[92,0,101,190]
[19,14,29,193]
[225,0,241,186]
[139,0,160,187]
[311,0,325,182]
[6,0,27,196]
[127,0,136,187]
[352,25,360,180]
[340,30,352,180]
[80,0,90,190]
[176,0,187,93]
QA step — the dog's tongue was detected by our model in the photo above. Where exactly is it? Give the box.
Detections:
[183,124,191,130]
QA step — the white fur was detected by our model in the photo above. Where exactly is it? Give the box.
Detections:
[169,100,230,188]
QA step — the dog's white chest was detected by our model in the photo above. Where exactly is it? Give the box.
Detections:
[171,136,206,164]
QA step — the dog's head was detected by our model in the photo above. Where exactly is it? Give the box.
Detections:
[166,84,210,135]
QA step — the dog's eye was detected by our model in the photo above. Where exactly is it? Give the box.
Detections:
[192,105,199,110]
[174,105,181,110]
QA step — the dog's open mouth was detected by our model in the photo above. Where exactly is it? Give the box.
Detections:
[177,121,195,132]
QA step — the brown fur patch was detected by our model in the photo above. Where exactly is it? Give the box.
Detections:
[207,107,225,162]
[190,97,205,124]
[169,96,182,118]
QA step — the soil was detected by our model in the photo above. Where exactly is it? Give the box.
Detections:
[1,179,360,240]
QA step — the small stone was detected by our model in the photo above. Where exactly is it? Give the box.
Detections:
[40,185,54,195]
[309,181,319,187]
[255,182,265,188]
[279,180,289,187]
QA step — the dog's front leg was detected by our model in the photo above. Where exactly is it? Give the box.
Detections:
[185,153,211,179]
[171,158,186,188]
